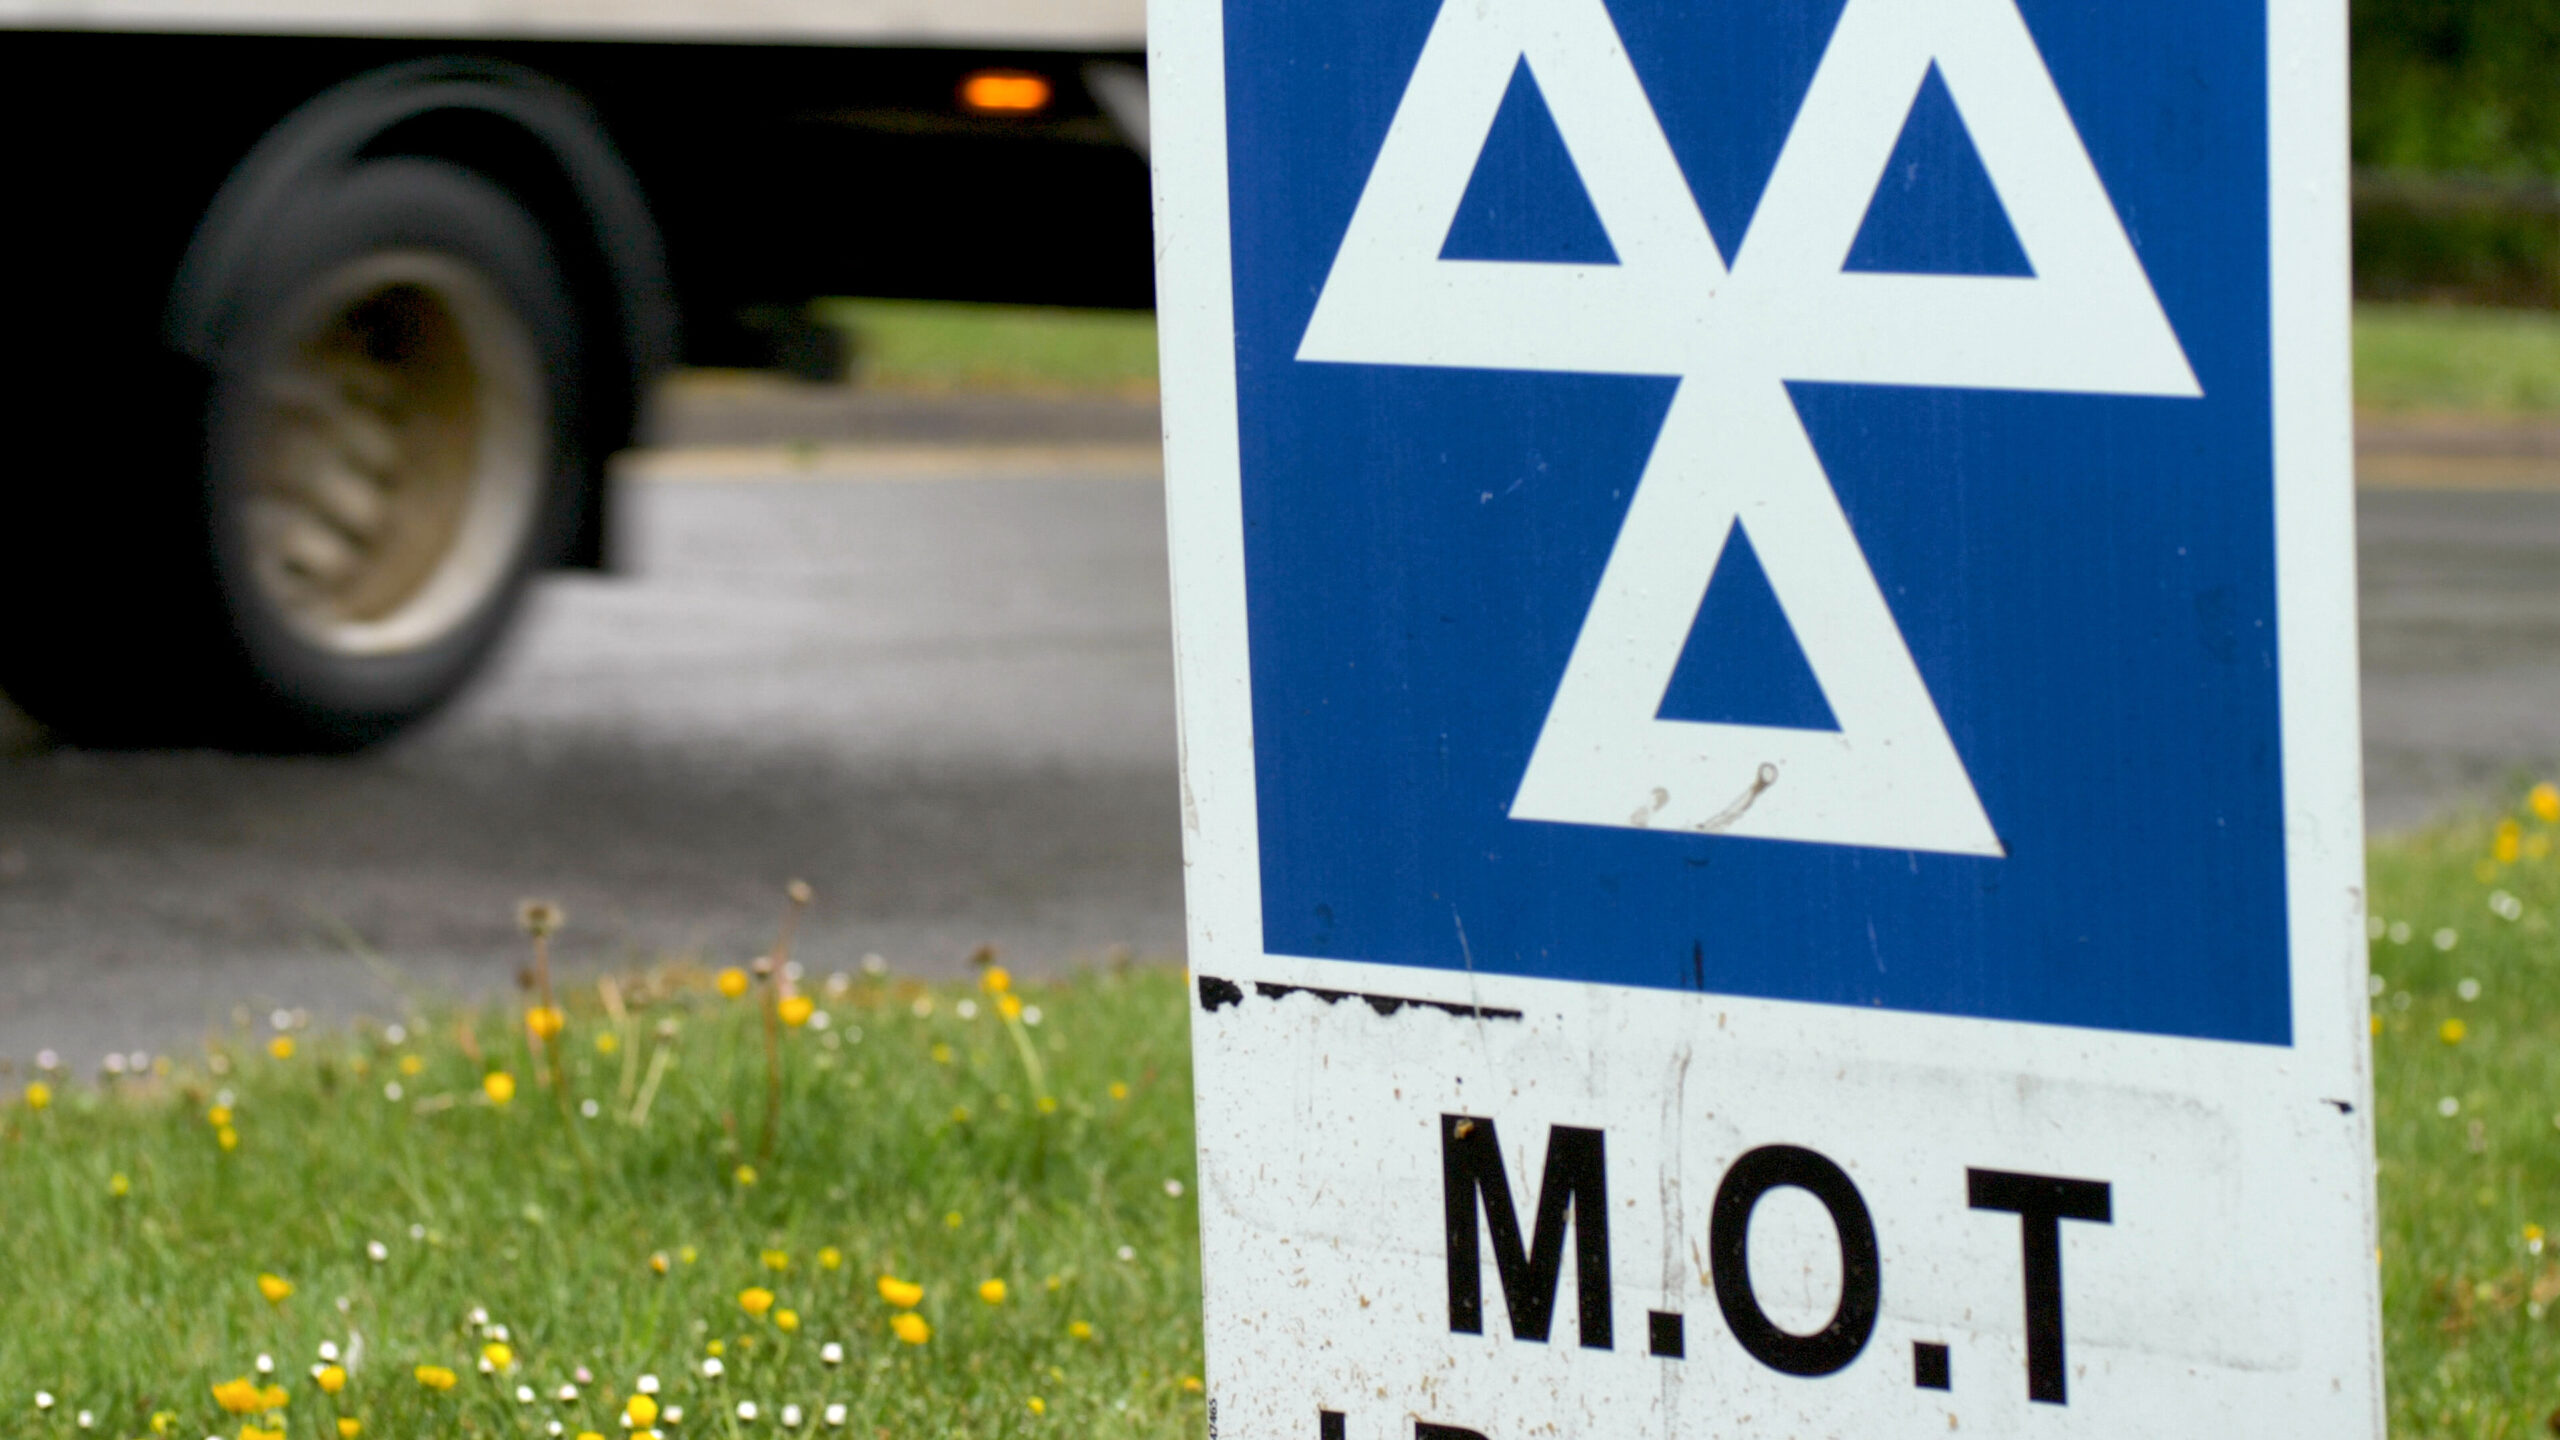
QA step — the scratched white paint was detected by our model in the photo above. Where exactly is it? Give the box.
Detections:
[1149,0,2379,1433]
[1189,963,2371,1437]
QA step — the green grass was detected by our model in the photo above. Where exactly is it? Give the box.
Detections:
[2358,303,2560,414]
[817,300,1159,396]
[810,297,2560,416]
[17,797,2560,1437]
[0,954,1200,1440]
[2371,784,2560,1437]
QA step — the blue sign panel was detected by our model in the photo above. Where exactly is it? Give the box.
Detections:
[1224,0,2286,1043]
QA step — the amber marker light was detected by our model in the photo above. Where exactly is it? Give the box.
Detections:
[959,69,1053,115]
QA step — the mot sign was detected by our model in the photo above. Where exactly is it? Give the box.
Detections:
[1153,0,2376,1434]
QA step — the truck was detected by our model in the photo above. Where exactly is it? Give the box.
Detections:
[0,1,1154,749]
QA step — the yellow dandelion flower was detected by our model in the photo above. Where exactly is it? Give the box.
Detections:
[269,1036,296,1060]
[337,1421,362,1439]
[2370,1014,2384,1036]
[2534,783,2560,823]
[2529,1223,2548,1243]
[1067,1321,1094,1340]
[2496,820,2523,865]
[982,966,1012,994]
[1044,1274,1062,1292]
[717,968,751,999]
[739,1286,776,1318]
[734,1164,758,1186]
[483,1071,516,1105]
[2442,1018,2468,1044]
[482,1342,512,1371]
[150,1412,177,1435]
[257,1273,294,1303]
[241,1425,284,1440]
[931,1043,954,1065]
[776,1308,801,1332]
[707,1340,725,1357]
[997,993,1024,1021]
[944,1210,963,1229]
[398,1054,424,1077]
[950,1105,971,1125]
[1108,1081,1129,1101]
[525,1006,564,1041]
[108,1172,130,1198]
[625,1394,659,1427]
[414,1365,457,1392]
[317,1366,346,1395]
[258,1385,288,1411]
[1027,1397,1046,1416]
[1035,1095,1058,1115]
[779,995,816,1027]
[1182,1377,1204,1394]
[595,1031,620,1055]
[891,1312,932,1345]
[213,1379,264,1414]
[650,1251,671,1275]
[23,1081,49,1111]
[818,1246,842,1271]
[979,1279,1008,1305]
[218,1125,240,1151]
[681,1245,698,1264]
[763,1248,790,1271]
[877,1276,924,1308]
[207,1104,232,1127]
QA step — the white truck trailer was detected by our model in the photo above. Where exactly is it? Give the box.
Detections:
[0,1,1152,747]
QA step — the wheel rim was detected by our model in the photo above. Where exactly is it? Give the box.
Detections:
[242,250,546,657]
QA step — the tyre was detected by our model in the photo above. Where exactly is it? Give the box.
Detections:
[202,157,584,747]
[0,157,584,750]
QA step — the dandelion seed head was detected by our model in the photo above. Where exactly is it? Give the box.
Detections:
[580,1098,601,1119]
[1022,1005,1043,1027]
[2368,974,2386,997]
[318,1342,339,1362]
[956,1000,979,1021]
[35,1049,56,1071]
[862,953,888,976]
[2459,977,2482,1001]
[2389,921,2412,945]
[384,1023,407,1045]
[636,1374,660,1395]
[410,1224,427,1241]
[824,1403,848,1426]
[33,1392,51,1410]
[2440,1096,2462,1117]
[1116,1245,1135,1263]
[2435,928,2461,952]
[819,1342,844,1366]
[103,1053,125,1075]
[782,1404,803,1426]
[809,1010,831,1031]
[736,1401,759,1422]
[1165,1179,1184,1197]
[516,1385,536,1404]
[702,1358,725,1379]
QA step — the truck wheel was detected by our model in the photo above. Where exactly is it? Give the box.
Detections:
[193,157,584,748]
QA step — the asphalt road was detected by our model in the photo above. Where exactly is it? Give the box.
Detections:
[0,386,2555,1065]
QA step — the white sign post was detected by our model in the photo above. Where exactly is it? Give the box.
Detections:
[1152,0,2377,1432]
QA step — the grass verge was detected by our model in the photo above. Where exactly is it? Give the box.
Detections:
[12,794,2560,1438]
[0,935,1199,1440]
[2373,782,2560,1436]
[815,301,1159,396]
[2358,303,2560,414]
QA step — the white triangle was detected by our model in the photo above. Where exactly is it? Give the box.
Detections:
[1292,0,2197,857]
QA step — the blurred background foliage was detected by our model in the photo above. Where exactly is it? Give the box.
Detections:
[2353,0,2560,306]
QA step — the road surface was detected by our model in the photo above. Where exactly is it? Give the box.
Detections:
[0,386,2551,1066]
